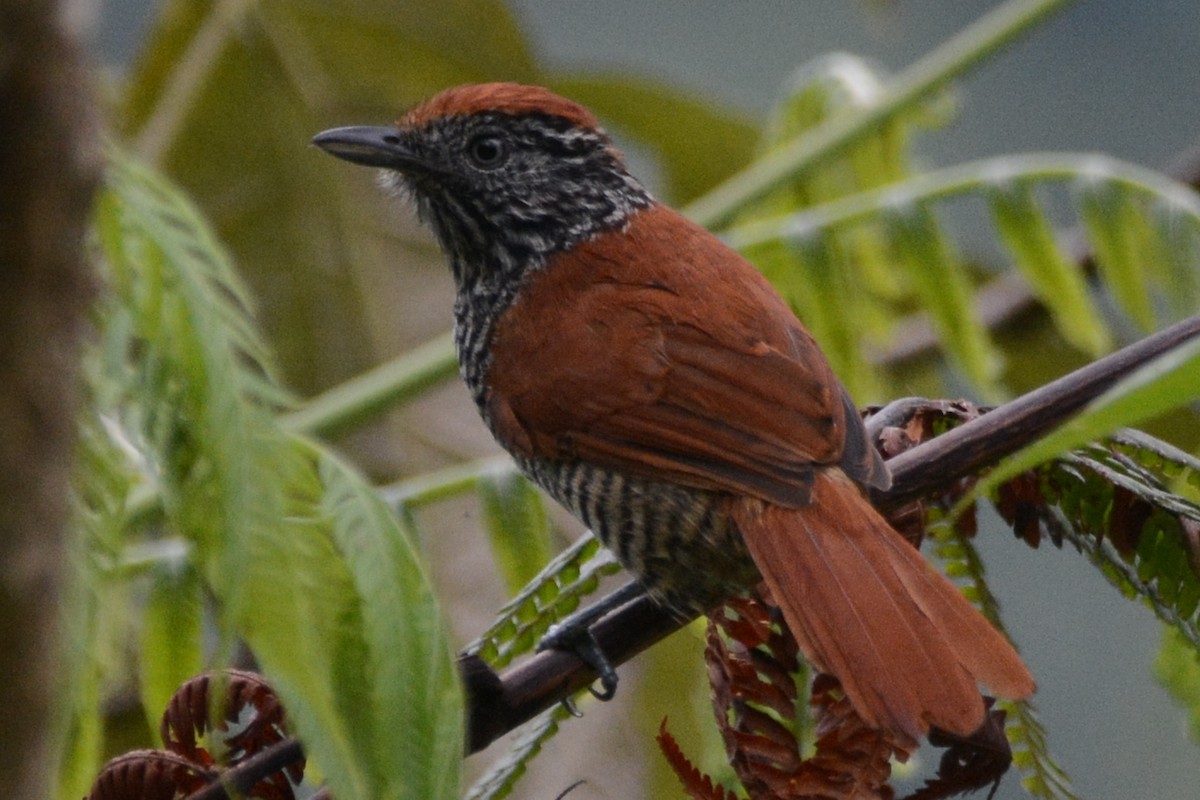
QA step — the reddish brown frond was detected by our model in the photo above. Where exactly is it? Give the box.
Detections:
[657,718,742,800]
[161,669,302,797]
[1107,484,1153,556]
[86,750,212,800]
[708,593,805,797]
[782,675,910,800]
[903,701,1012,800]
[870,400,991,545]
[993,471,1048,547]
[708,592,929,800]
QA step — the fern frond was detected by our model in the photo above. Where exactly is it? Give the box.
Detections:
[1155,626,1200,745]
[85,150,464,800]
[92,147,293,612]
[56,409,143,798]
[314,443,463,800]
[974,331,1200,508]
[463,705,576,800]
[731,53,942,400]
[465,533,620,669]
[684,0,1072,227]
[229,437,463,800]
[992,433,1200,646]
[927,520,1080,800]
[478,468,554,595]
[1003,698,1081,800]
[724,153,1200,398]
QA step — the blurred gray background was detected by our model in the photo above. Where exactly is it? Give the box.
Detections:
[90,2,1200,798]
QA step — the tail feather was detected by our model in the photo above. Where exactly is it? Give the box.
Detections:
[733,470,1034,742]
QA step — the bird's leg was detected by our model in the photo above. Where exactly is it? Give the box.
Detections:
[537,580,648,701]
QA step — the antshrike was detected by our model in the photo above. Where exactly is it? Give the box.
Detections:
[313,83,1034,743]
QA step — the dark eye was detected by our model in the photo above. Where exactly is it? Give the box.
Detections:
[467,134,507,168]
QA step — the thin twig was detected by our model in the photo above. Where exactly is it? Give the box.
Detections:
[184,738,305,800]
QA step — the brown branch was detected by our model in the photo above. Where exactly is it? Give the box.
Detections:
[878,314,1200,508]
[183,739,305,800]
[0,2,98,797]
[465,313,1200,754]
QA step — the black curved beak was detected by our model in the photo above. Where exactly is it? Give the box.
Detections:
[311,125,436,173]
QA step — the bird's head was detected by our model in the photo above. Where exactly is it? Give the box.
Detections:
[313,83,653,289]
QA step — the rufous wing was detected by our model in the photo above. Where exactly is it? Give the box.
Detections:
[486,202,887,506]
[733,471,1035,742]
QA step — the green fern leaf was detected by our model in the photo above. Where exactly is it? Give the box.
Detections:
[1155,626,1200,745]
[727,153,1200,400]
[478,469,554,595]
[463,705,575,800]
[465,533,621,669]
[139,562,203,744]
[988,181,1109,355]
[316,443,464,800]
[973,334,1200,501]
[238,439,463,800]
[888,202,1003,396]
[927,519,1079,799]
[727,54,932,400]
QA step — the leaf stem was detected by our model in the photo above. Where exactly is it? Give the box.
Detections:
[279,330,458,438]
[380,454,515,510]
[133,0,254,165]
[682,0,1078,228]
[721,153,1200,249]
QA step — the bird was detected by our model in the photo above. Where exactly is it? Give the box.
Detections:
[312,82,1035,744]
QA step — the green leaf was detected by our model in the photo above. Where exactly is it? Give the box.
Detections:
[724,153,1200,398]
[1078,179,1158,331]
[96,148,290,632]
[926,514,1079,799]
[90,150,462,800]
[1155,626,1200,745]
[888,203,1002,397]
[771,233,883,400]
[52,525,109,799]
[466,533,620,669]
[683,0,1075,228]
[985,428,1200,650]
[725,54,929,399]
[1155,208,1200,319]
[57,393,148,797]
[241,440,462,800]
[238,449,376,799]
[1005,699,1080,800]
[464,706,574,800]
[316,444,463,800]
[139,562,204,742]
[478,469,553,595]
[988,182,1109,355]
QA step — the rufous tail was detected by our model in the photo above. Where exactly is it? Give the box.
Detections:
[733,469,1035,743]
